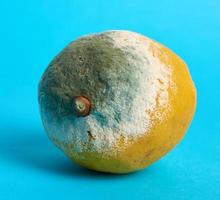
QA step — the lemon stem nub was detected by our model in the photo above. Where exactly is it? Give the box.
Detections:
[73,96,91,117]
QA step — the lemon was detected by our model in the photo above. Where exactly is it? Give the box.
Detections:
[38,30,196,173]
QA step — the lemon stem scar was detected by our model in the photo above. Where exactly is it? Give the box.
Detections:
[73,96,91,117]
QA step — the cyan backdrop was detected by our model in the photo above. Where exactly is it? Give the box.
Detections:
[0,0,219,200]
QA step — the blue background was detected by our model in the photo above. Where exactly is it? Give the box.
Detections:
[0,0,219,199]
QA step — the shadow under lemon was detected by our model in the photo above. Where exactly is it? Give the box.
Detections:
[0,124,149,179]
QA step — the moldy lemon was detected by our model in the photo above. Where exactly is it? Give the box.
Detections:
[38,30,196,173]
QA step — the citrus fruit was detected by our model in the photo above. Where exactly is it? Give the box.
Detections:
[38,30,196,173]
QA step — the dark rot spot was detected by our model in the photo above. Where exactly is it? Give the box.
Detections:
[157,78,164,84]
[87,131,95,140]
[144,148,155,158]
[73,96,92,117]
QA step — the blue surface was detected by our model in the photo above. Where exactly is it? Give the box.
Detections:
[0,0,219,199]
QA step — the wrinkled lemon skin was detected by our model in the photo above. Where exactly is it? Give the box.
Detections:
[39,31,196,174]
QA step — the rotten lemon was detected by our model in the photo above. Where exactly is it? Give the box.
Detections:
[38,30,196,173]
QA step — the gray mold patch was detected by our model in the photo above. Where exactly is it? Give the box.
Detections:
[38,30,173,156]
